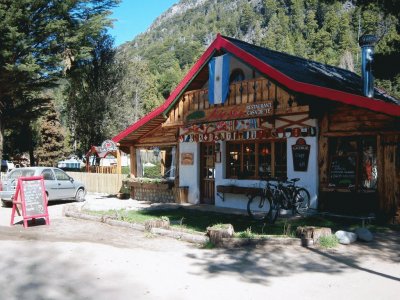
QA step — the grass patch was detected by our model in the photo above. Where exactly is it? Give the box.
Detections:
[318,234,339,248]
[202,241,216,249]
[83,207,398,237]
[235,227,256,239]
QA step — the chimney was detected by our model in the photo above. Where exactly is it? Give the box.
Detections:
[359,34,377,98]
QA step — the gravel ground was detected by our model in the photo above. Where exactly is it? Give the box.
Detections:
[0,193,399,300]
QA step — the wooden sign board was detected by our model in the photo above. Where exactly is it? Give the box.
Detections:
[11,176,50,228]
[185,100,273,123]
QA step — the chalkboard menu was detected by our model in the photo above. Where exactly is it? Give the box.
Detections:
[292,138,310,172]
[10,176,50,228]
[329,155,357,186]
[21,179,46,217]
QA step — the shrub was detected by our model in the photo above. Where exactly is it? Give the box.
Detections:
[318,234,339,248]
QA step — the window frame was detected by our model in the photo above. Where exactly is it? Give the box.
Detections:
[226,139,287,179]
[328,136,378,191]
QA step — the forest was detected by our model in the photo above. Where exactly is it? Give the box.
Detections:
[0,0,399,166]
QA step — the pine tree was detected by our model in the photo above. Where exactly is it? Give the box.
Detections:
[35,103,67,167]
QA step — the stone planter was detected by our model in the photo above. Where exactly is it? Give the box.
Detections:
[128,181,175,203]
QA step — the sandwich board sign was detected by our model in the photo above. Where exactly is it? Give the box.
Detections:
[10,176,50,228]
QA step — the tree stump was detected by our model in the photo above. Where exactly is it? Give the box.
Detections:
[144,218,170,231]
[206,224,235,246]
[296,226,332,244]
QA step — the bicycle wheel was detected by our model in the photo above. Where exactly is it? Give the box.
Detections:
[294,188,310,216]
[247,194,271,221]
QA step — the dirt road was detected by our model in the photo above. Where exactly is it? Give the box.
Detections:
[0,201,399,300]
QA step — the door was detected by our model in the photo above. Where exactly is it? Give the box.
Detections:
[53,168,76,199]
[41,169,58,200]
[200,143,215,204]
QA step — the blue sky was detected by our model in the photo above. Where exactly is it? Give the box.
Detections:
[108,0,178,46]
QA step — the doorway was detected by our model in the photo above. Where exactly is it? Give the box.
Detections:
[200,143,215,204]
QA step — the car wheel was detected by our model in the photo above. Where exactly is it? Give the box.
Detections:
[75,189,85,202]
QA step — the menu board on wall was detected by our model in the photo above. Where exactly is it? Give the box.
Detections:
[292,138,310,172]
[329,155,357,186]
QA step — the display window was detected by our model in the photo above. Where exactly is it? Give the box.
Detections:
[226,140,287,179]
[328,137,377,190]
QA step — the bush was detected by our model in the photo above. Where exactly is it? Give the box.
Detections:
[318,234,339,248]
[143,162,161,178]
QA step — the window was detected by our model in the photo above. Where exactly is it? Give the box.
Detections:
[54,169,70,181]
[229,68,245,84]
[42,169,55,180]
[136,146,176,181]
[328,136,377,190]
[226,140,287,179]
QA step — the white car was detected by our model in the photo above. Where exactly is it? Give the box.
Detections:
[0,167,86,206]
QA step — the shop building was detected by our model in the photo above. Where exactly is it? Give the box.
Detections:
[113,34,400,221]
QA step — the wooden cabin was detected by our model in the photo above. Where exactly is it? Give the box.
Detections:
[113,34,400,222]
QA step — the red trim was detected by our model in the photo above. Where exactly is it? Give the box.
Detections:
[113,34,400,143]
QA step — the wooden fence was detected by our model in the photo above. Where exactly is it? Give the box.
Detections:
[67,172,128,194]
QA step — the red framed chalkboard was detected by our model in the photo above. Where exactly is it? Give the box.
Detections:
[10,176,50,228]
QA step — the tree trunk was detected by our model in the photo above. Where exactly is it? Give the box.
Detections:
[0,117,3,160]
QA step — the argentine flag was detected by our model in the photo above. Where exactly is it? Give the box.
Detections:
[208,54,231,105]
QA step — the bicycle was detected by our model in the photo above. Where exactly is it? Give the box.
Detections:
[246,178,278,221]
[247,177,311,223]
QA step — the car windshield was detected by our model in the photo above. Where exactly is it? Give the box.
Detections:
[7,169,36,180]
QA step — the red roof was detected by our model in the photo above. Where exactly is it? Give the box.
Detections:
[113,34,400,143]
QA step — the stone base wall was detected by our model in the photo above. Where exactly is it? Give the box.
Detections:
[129,183,188,204]
[134,186,175,203]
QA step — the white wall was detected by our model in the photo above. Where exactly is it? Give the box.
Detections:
[214,141,262,210]
[286,136,319,209]
[179,142,200,204]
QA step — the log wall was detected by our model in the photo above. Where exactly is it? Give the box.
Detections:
[318,103,400,220]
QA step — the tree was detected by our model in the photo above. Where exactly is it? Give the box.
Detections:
[0,0,119,160]
[65,33,122,154]
[35,102,67,167]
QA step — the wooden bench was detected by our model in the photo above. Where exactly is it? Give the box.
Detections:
[216,185,262,202]
[319,212,376,227]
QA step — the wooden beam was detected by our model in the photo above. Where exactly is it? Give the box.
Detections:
[130,146,136,178]
[116,149,122,174]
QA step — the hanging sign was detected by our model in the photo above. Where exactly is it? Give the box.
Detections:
[11,176,50,228]
[100,139,117,152]
[292,138,310,172]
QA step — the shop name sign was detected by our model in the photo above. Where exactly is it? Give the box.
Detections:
[179,130,262,143]
[186,100,273,123]
[246,102,273,116]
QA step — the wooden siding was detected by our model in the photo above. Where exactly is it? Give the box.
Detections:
[318,103,400,219]
[327,105,399,133]
[164,77,302,127]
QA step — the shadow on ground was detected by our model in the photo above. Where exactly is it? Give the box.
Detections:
[186,230,400,285]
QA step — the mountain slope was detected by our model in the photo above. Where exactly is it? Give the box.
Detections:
[116,0,399,111]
